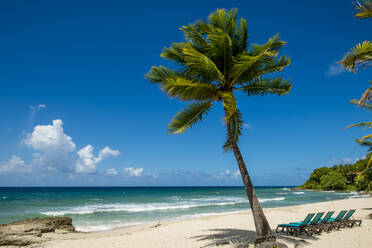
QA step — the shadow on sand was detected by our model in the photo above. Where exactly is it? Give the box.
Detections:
[192,228,319,248]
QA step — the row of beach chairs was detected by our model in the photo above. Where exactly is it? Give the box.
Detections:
[276,209,362,236]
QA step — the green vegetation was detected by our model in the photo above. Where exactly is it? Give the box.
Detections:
[146,8,291,243]
[299,155,372,191]
[342,0,372,170]
[340,1,372,72]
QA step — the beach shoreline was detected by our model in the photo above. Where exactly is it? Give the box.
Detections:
[36,197,372,248]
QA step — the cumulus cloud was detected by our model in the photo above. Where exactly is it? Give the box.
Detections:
[124,167,143,177]
[23,119,119,174]
[76,145,119,174]
[325,63,345,76]
[96,147,120,163]
[0,155,33,174]
[106,168,118,175]
[24,119,75,152]
[23,119,76,171]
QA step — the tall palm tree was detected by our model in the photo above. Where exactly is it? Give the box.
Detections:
[146,9,292,243]
[342,1,372,171]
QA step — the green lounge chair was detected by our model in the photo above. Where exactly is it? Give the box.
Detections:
[339,209,362,227]
[326,210,348,230]
[276,213,315,236]
[302,212,325,235]
[316,211,334,232]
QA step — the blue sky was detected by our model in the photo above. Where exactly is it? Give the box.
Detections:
[0,0,371,186]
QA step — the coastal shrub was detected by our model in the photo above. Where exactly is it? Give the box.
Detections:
[344,184,357,191]
[319,171,347,190]
[299,155,372,192]
[355,171,372,191]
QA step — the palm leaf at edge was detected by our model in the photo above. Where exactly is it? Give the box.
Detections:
[168,100,213,134]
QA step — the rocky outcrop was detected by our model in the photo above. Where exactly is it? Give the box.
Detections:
[0,217,75,246]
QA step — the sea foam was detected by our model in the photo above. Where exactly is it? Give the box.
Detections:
[41,196,287,216]
[293,192,305,195]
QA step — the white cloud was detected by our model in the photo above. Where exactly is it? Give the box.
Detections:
[326,63,345,76]
[23,119,76,171]
[216,169,240,179]
[76,145,120,174]
[243,123,253,129]
[106,168,118,175]
[124,167,143,177]
[0,155,33,174]
[96,147,120,163]
[329,157,353,165]
[23,119,119,174]
[24,119,76,153]
[29,104,46,113]
[232,169,240,178]
[7,128,13,132]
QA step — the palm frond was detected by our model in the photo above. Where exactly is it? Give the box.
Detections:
[182,44,225,83]
[359,133,372,142]
[208,27,233,77]
[145,66,180,84]
[241,77,292,96]
[218,91,237,118]
[358,84,372,104]
[223,109,243,151]
[161,42,187,65]
[346,121,372,129]
[340,40,372,72]
[181,25,210,53]
[232,17,248,55]
[168,100,213,134]
[355,0,372,19]
[208,8,237,36]
[160,77,217,101]
[230,52,262,84]
[251,34,286,56]
[355,138,372,152]
[236,56,291,84]
[350,99,372,110]
[231,35,288,84]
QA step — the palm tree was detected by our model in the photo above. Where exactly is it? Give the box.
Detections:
[341,40,372,72]
[340,1,372,72]
[355,0,372,19]
[342,1,372,172]
[146,9,292,243]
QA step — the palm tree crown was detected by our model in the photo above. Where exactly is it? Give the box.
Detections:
[355,0,372,19]
[146,9,292,150]
[340,1,372,72]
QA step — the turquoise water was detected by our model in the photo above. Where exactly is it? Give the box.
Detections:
[0,187,365,231]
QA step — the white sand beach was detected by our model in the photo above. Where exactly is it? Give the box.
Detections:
[38,197,372,248]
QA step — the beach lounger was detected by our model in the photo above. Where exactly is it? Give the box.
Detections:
[325,210,348,230]
[302,212,325,235]
[317,211,334,232]
[339,209,362,227]
[276,213,315,236]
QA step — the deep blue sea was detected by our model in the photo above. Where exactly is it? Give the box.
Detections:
[0,187,365,231]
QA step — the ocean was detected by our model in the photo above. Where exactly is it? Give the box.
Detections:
[0,186,365,232]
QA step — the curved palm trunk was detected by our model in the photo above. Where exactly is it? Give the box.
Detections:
[226,120,275,243]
